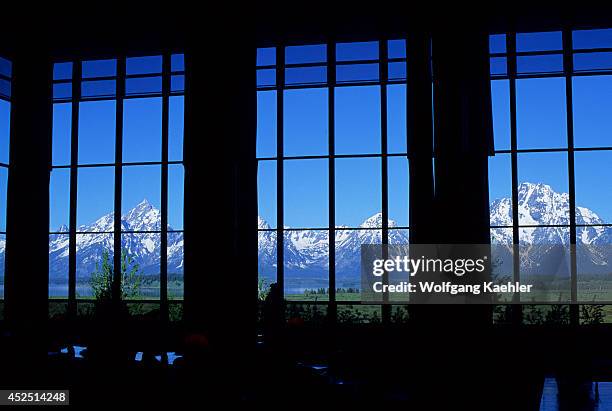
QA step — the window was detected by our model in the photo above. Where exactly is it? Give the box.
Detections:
[50,54,185,317]
[0,56,11,301]
[489,30,612,321]
[257,41,409,318]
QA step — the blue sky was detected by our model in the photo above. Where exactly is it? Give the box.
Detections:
[50,96,184,231]
[260,37,612,228]
[488,74,612,223]
[257,83,409,228]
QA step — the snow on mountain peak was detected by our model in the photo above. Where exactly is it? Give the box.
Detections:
[360,213,397,228]
[258,216,270,229]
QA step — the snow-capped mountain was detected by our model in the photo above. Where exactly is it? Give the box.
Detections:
[258,212,409,289]
[490,182,612,246]
[259,182,612,291]
[48,199,183,281]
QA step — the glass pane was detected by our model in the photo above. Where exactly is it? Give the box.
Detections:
[0,99,9,164]
[519,227,570,302]
[517,152,569,226]
[336,157,381,227]
[284,230,329,301]
[76,232,114,299]
[53,83,72,101]
[573,29,612,50]
[335,86,380,155]
[491,80,511,151]
[53,62,73,80]
[336,228,381,301]
[284,159,328,228]
[78,100,116,164]
[258,160,276,229]
[52,103,71,166]
[285,44,326,64]
[388,84,407,153]
[125,76,162,96]
[256,90,276,158]
[389,228,409,245]
[284,88,328,157]
[491,227,513,245]
[123,97,162,163]
[336,63,379,83]
[256,69,276,87]
[388,62,407,80]
[0,57,11,78]
[577,232,612,302]
[575,151,612,224]
[169,96,184,161]
[285,66,326,85]
[168,164,184,230]
[0,80,9,99]
[168,231,184,299]
[0,167,6,232]
[121,233,160,299]
[257,48,276,67]
[490,228,513,283]
[489,34,506,54]
[516,31,562,52]
[126,56,162,75]
[573,75,612,148]
[388,157,409,227]
[49,233,69,298]
[81,80,116,98]
[516,78,567,149]
[122,165,161,231]
[490,57,507,76]
[171,54,185,72]
[258,230,276,290]
[50,169,70,232]
[82,59,117,78]
[516,54,563,74]
[574,52,612,72]
[77,167,114,231]
[489,154,513,226]
[388,40,406,59]
[336,42,379,61]
[171,75,184,92]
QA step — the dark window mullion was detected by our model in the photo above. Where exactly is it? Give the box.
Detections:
[328,42,336,320]
[160,53,171,318]
[113,57,126,300]
[507,34,521,309]
[68,61,82,316]
[380,40,390,318]
[276,46,285,297]
[563,30,579,324]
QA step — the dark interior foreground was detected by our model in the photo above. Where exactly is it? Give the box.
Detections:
[1,6,612,408]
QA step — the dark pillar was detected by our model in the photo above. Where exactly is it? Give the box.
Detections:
[406,32,435,245]
[183,40,257,344]
[4,50,52,328]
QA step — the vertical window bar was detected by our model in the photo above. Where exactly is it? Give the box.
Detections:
[380,40,391,321]
[507,34,522,317]
[327,41,336,322]
[276,46,284,297]
[563,30,579,324]
[160,53,171,320]
[113,57,126,300]
[68,61,81,317]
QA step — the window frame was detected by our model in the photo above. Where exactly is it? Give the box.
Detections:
[257,40,410,320]
[50,53,185,319]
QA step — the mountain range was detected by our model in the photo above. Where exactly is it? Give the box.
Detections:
[1,182,611,291]
[45,199,183,282]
